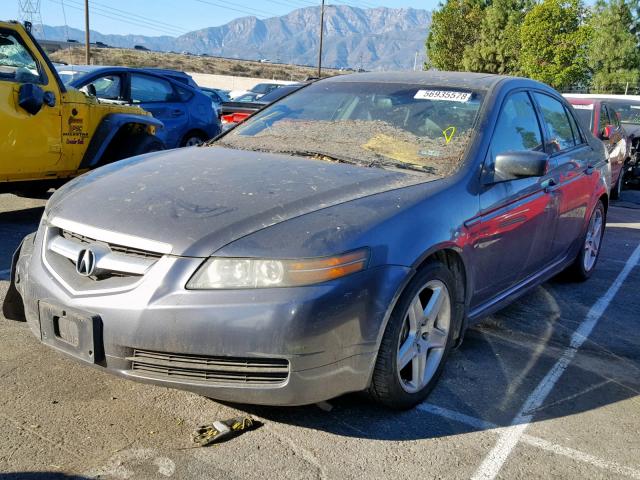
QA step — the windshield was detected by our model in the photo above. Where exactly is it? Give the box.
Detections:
[216,81,483,176]
[605,100,640,125]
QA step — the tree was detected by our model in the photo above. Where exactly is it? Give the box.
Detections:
[519,0,592,90]
[425,0,487,71]
[587,0,640,93]
[462,0,531,75]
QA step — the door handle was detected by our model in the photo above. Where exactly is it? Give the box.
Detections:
[585,165,595,175]
[171,109,184,117]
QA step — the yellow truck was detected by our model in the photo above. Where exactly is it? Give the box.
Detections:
[0,21,164,197]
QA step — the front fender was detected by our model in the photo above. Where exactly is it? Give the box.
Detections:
[80,113,164,169]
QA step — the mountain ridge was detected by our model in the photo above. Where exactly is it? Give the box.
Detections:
[36,5,430,71]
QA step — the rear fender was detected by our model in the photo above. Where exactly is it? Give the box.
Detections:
[80,113,163,169]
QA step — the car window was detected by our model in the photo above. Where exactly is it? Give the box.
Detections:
[608,105,621,128]
[606,100,640,125]
[599,104,611,133]
[86,74,122,100]
[570,103,594,131]
[489,92,543,165]
[0,29,45,84]
[565,106,584,145]
[175,84,193,102]
[533,93,577,152]
[130,74,175,103]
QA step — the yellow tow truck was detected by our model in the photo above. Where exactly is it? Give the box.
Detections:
[0,21,164,197]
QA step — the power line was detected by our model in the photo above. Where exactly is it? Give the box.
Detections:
[45,0,187,36]
[190,0,274,19]
[62,0,188,35]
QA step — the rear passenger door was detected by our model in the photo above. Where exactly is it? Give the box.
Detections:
[532,92,597,261]
[128,73,187,148]
[470,91,557,307]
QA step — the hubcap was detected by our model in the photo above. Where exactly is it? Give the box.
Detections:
[396,279,451,394]
[583,207,603,272]
[185,136,203,147]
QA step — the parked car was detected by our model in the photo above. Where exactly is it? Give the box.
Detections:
[565,96,628,198]
[229,81,297,100]
[0,21,163,198]
[220,83,306,128]
[200,87,230,111]
[564,94,640,186]
[56,65,221,148]
[4,72,609,409]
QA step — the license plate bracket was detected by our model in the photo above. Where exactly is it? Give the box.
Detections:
[39,301,103,363]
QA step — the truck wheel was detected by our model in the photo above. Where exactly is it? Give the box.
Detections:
[126,134,165,157]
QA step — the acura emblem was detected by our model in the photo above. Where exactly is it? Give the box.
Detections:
[76,249,96,277]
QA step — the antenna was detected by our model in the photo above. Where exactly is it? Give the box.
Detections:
[18,0,45,38]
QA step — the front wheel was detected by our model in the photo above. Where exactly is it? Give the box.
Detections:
[564,200,605,281]
[369,261,459,409]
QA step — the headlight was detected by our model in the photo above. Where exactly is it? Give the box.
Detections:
[186,249,369,289]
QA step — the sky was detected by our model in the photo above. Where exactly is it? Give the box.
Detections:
[0,0,437,37]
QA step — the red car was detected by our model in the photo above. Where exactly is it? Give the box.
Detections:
[565,96,628,199]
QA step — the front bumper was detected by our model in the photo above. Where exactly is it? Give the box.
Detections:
[7,230,409,406]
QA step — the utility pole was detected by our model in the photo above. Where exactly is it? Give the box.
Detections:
[84,0,90,64]
[317,0,325,78]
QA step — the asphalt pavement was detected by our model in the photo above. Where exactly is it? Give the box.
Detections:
[0,189,639,480]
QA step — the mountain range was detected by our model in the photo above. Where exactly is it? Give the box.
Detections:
[35,6,431,71]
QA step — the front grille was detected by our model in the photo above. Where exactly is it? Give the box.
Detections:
[127,349,290,385]
[61,229,163,260]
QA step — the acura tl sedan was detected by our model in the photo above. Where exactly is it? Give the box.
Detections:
[3,72,609,409]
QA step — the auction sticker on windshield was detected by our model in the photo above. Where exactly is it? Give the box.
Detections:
[414,90,471,102]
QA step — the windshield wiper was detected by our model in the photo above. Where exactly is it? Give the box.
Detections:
[276,149,369,167]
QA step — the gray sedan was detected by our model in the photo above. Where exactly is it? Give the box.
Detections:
[3,72,609,409]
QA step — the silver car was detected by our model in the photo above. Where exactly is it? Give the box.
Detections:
[4,72,609,408]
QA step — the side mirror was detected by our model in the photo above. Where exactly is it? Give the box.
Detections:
[493,151,549,181]
[81,84,97,97]
[18,83,45,115]
[600,125,613,140]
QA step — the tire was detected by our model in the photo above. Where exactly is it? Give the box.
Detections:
[610,169,624,200]
[564,200,606,282]
[126,134,165,157]
[369,261,460,409]
[181,133,206,147]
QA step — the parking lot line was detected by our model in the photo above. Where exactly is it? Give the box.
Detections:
[471,243,640,480]
[419,403,640,479]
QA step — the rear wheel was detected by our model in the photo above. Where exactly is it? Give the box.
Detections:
[181,133,206,147]
[564,200,605,281]
[369,262,459,409]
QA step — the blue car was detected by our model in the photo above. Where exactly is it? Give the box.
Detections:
[56,65,221,148]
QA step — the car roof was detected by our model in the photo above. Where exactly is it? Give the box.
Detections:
[321,71,521,91]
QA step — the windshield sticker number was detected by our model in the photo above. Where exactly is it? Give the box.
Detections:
[414,90,472,102]
[572,104,594,110]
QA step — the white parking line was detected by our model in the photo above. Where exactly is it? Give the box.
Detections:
[471,243,640,480]
[418,404,640,479]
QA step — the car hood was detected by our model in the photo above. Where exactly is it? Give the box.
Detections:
[46,146,432,257]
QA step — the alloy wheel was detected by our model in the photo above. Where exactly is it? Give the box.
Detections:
[583,207,603,272]
[184,136,204,147]
[396,279,451,394]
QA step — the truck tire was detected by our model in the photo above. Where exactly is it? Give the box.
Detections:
[119,134,165,160]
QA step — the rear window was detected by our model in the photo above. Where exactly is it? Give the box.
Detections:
[570,103,594,131]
